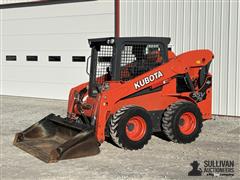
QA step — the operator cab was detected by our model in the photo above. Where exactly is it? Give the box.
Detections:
[88,37,171,97]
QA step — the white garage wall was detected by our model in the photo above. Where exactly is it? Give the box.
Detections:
[120,0,240,116]
[0,0,114,99]
[1,0,239,116]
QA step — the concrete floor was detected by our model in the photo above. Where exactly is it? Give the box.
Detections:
[0,95,239,180]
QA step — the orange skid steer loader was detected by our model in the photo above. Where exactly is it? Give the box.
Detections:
[14,37,214,163]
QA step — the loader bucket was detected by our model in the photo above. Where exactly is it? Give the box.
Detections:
[13,114,100,163]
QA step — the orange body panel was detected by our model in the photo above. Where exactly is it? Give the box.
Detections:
[67,49,214,143]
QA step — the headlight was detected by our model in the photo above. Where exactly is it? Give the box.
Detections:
[107,38,115,45]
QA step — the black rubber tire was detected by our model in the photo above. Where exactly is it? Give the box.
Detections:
[109,105,152,150]
[162,101,203,143]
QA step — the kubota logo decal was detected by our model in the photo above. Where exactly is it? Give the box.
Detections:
[134,71,163,89]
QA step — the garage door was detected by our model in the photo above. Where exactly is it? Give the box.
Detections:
[1,0,114,99]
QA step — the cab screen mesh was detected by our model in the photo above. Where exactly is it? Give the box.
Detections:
[96,45,113,84]
[120,44,163,81]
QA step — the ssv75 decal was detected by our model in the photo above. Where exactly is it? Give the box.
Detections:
[134,71,164,90]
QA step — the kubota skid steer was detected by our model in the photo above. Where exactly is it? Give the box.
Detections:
[14,37,214,163]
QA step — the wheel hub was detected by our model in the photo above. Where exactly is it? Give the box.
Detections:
[179,118,184,126]
[126,123,134,131]
[125,116,146,141]
[178,112,197,135]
